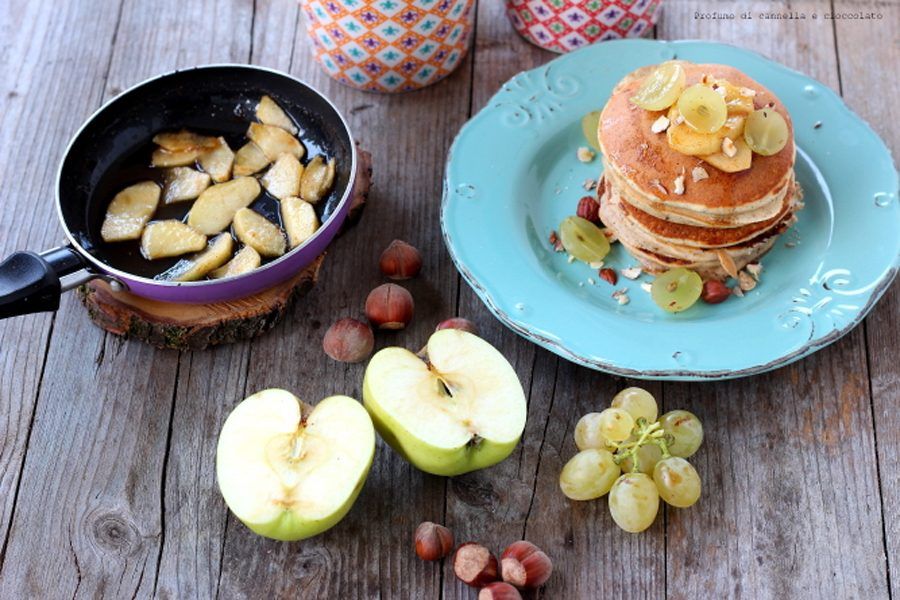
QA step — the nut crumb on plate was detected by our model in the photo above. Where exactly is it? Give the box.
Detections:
[738,270,757,291]
[577,147,595,163]
[589,260,605,269]
[583,178,597,190]
[640,282,652,293]
[621,266,642,280]
[732,286,745,297]
[567,254,576,264]
[746,262,763,280]
[612,289,630,305]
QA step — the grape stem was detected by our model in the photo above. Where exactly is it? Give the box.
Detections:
[611,419,672,472]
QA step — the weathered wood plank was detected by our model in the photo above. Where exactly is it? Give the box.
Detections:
[0,0,127,574]
[659,2,890,597]
[833,0,900,596]
[215,4,473,598]
[0,0,253,596]
[442,2,666,599]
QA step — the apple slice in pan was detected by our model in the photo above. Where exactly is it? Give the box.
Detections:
[165,233,234,282]
[187,176,261,235]
[100,181,160,242]
[247,123,305,162]
[256,95,298,135]
[198,137,235,183]
[260,154,303,200]
[233,208,286,258]
[363,329,527,476]
[233,142,271,177]
[140,220,207,259]
[216,389,375,541]
[162,167,211,204]
[209,245,261,279]
[281,196,319,248]
[299,155,336,204]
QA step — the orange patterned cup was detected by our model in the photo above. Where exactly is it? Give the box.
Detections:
[302,0,476,93]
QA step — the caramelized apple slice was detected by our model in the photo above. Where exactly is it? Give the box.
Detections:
[281,196,319,248]
[234,142,271,177]
[260,154,303,200]
[199,137,235,183]
[100,181,161,242]
[153,130,219,152]
[140,220,207,259]
[299,156,336,203]
[209,245,262,279]
[152,147,200,167]
[701,138,753,173]
[233,208,286,257]
[256,95,298,135]
[162,167,211,204]
[247,123,305,161]
[187,176,261,235]
[165,233,234,281]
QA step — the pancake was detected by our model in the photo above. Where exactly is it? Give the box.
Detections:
[607,175,799,248]
[602,156,792,228]
[597,62,795,217]
[598,176,799,280]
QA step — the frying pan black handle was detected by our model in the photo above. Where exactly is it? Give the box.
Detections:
[0,247,87,318]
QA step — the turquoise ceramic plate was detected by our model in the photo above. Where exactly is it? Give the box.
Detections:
[442,39,898,380]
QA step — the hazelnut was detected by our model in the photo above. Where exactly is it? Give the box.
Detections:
[414,521,454,561]
[599,268,617,285]
[701,280,730,304]
[365,284,414,330]
[576,196,600,223]
[379,239,422,280]
[500,541,553,589]
[453,542,499,588]
[322,318,374,363]
[478,582,522,600]
[435,318,479,336]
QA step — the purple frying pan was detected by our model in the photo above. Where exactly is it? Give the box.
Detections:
[0,64,357,317]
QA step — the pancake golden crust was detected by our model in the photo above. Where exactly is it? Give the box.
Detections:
[598,62,795,212]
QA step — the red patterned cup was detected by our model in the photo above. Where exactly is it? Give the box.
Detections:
[302,0,475,93]
[504,0,662,53]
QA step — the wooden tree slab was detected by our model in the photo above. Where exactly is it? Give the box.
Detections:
[77,148,371,350]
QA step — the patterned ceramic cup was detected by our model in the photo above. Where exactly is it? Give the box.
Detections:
[302,0,475,93]
[504,0,662,53]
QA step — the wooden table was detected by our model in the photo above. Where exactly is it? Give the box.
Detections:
[0,0,897,597]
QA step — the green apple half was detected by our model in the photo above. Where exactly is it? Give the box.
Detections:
[216,389,375,541]
[363,329,527,476]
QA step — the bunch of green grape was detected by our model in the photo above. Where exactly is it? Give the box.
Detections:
[558,387,704,533]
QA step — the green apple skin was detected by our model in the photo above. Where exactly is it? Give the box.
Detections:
[239,461,372,542]
[362,375,521,477]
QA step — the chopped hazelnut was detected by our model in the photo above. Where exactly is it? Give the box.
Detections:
[576,147,595,163]
[692,166,709,182]
[722,137,737,158]
[673,175,685,195]
[650,115,670,134]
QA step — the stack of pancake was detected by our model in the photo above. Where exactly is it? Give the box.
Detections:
[596,62,802,281]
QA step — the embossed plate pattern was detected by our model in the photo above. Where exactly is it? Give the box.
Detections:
[442,39,899,380]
